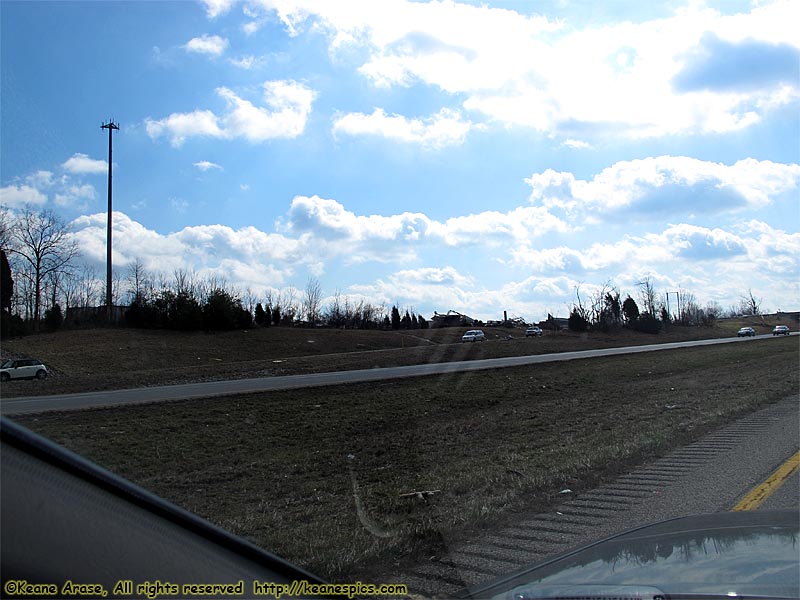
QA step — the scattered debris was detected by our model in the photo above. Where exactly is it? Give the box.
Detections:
[400,490,441,502]
[506,468,526,477]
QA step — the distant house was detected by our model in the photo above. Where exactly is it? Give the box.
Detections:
[431,310,477,328]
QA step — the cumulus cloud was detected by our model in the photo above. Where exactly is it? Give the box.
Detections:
[69,212,307,288]
[283,195,568,253]
[145,110,223,147]
[0,184,48,208]
[62,153,107,175]
[184,34,229,56]
[146,80,316,146]
[249,0,800,139]
[25,171,55,189]
[54,184,97,209]
[525,156,800,223]
[332,108,474,148]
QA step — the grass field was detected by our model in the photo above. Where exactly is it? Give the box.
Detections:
[2,314,795,397]
[9,332,798,582]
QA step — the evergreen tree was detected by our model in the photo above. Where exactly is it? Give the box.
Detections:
[44,303,63,330]
[254,302,266,326]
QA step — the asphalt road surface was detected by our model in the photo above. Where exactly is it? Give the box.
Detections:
[395,395,800,596]
[1,333,795,416]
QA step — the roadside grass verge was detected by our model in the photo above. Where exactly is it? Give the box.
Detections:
[2,316,796,397]
[11,338,799,582]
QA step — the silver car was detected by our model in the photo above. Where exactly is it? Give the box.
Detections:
[0,358,48,381]
[772,325,790,336]
[461,329,486,342]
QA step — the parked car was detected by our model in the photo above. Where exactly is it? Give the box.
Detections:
[737,327,756,337]
[0,358,48,381]
[525,326,543,337]
[461,329,486,342]
[772,325,790,336]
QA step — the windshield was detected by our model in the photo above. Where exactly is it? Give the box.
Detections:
[1,1,798,599]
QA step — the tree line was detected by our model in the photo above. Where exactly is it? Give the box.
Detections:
[0,206,428,335]
[565,277,764,334]
[0,206,767,338]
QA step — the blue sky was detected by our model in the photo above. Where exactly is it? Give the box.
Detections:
[1,0,798,321]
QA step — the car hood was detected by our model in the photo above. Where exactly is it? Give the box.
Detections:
[463,510,799,599]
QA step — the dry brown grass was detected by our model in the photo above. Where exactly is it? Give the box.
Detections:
[11,337,798,582]
[3,315,795,397]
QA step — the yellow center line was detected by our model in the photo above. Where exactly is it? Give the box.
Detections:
[731,450,800,512]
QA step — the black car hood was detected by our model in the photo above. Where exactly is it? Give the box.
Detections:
[464,510,799,599]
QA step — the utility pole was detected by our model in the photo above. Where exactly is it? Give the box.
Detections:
[101,120,119,322]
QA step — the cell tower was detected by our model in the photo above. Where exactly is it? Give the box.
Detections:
[101,120,119,321]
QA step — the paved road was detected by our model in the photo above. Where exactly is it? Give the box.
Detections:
[1,333,795,415]
[392,396,800,597]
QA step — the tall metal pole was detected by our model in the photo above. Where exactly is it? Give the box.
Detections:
[101,120,119,321]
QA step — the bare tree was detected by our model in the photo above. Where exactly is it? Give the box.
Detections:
[302,277,323,325]
[79,265,101,308]
[125,258,151,305]
[0,207,12,251]
[637,276,658,317]
[8,207,80,327]
[325,289,345,327]
[740,288,762,316]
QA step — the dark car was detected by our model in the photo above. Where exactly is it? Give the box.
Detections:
[464,510,800,599]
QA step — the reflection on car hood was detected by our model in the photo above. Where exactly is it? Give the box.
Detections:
[464,510,799,599]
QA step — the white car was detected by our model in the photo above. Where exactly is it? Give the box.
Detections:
[525,326,543,337]
[772,325,790,336]
[1,358,48,381]
[461,329,486,342]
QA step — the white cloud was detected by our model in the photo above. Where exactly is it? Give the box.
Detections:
[229,55,258,69]
[54,184,97,209]
[251,0,799,139]
[561,139,592,150]
[218,80,316,141]
[332,107,474,148]
[0,184,47,208]
[25,171,55,188]
[145,110,224,147]
[69,212,307,289]
[525,156,800,223]
[62,153,107,174]
[202,0,236,19]
[146,80,316,146]
[194,160,223,171]
[184,34,229,56]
